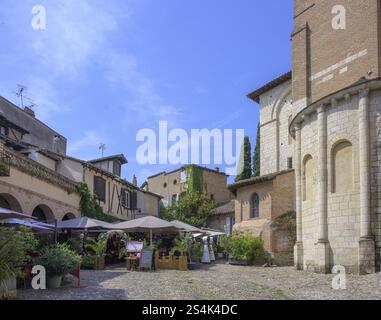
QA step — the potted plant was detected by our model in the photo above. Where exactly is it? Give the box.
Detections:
[0,226,37,299]
[86,235,107,270]
[226,232,264,266]
[34,244,80,289]
[189,241,203,270]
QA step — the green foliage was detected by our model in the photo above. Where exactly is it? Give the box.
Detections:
[77,183,119,223]
[253,123,260,177]
[186,165,203,194]
[226,232,264,264]
[80,255,96,270]
[170,233,193,256]
[34,243,80,276]
[161,192,215,227]
[235,136,253,182]
[66,238,81,254]
[86,234,107,258]
[0,162,9,176]
[0,227,38,281]
[189,242,203,262]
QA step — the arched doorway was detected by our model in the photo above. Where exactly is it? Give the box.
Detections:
[0,193,23,212]
[32,205,55,223]
[62,213,76,221]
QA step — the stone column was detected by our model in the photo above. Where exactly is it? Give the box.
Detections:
[294,122,303,270]
[316,105,330,274]
[358,88,375,275]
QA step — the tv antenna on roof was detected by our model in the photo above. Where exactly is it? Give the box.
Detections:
[14,84,28,108]
[99,143,106,157]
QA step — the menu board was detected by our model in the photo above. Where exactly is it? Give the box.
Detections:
[139,249,153,270]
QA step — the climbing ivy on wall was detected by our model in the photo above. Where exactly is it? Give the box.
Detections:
[185,165,204,194]
[77,183,119,223]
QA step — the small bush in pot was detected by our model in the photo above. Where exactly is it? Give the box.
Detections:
[86,235,107,270]
[0,226,38,299]
[34,243,80,289]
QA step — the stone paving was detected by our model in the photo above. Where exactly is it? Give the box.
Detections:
[18,262,381,300]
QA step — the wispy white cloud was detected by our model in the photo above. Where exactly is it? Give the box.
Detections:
[104,52,183,127]
[29,0,119,79]
[67,130,107,156]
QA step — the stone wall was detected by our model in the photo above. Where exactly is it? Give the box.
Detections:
[259,80,293,175]
[233,171,295,264]
[291,83,381,274]
[292,0,381,109]
[0,166,80,221]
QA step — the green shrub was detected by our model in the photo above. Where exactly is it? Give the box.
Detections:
[0,226,38,281]
[86,235,107,258]
[226,232,264,264]
[81,255,96,270]
[34,244,80,276]
[190,242,203,262]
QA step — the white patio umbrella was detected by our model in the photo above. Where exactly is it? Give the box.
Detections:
[170,220,204,233]
[114,216,180,245]
[0,207,36,221]
[56,217,115,230]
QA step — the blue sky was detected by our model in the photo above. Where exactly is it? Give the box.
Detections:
[0,0,293,184]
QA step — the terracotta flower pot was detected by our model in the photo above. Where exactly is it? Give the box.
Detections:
[95,256,105,270]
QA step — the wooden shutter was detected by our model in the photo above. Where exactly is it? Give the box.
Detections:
[131,191,138,209]
[94,176,106,202]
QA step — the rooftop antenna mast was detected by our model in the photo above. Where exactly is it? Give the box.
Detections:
[99,143,106,158]
[15,85,27,108]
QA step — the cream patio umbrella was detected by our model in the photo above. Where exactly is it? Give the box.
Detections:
[170,220,204,233]
[114,216,181,245]
[56,217,115,230]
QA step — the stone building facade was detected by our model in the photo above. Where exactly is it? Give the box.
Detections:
[229,171,295,265]
[289,0,381,274]
[0,97,160,222]
[144,165,233,207]
[235,0,381,274]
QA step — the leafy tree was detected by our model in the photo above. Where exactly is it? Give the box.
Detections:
[161,192,215,227]
[235,136,252,182]
[253,123,260,177]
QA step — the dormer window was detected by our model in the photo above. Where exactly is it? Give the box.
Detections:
[113,161,121,176]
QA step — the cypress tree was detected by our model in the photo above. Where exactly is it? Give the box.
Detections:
[253,123,260,177]
[235,136,252,182]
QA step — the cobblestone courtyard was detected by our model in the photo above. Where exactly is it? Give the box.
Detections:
[18,262,381,300]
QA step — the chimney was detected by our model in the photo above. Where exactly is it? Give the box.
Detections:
[133,175,138,187]
[24,107,35,118]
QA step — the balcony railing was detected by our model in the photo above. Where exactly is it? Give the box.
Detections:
[4,148,78,194]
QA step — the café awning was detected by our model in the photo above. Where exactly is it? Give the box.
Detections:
[114,216,179,233]
[56,217,115,230]
[0,207,36,221]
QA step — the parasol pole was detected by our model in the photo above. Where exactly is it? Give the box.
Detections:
[150,229,153,246]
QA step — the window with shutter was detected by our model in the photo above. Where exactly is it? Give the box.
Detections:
[94,176,106,202]
[121,188,131,208]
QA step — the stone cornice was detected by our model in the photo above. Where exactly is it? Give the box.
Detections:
[289,78,381,137]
